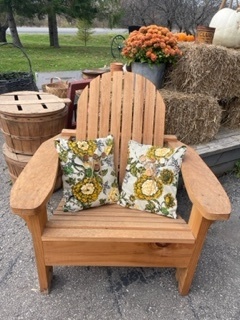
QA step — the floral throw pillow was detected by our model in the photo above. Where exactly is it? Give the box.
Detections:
[55,135,119,212]
[118,140,186,219]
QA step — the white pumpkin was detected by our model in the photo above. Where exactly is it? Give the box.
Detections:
[209,8,240,48]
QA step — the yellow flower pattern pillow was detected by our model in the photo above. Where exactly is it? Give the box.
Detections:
[55,135,119,212]
[118,140,186,218]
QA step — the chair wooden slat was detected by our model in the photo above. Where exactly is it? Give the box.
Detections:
[87,76,101,138]
[76,88,89,141]
[99,74,112,137]
[154,93,166,145]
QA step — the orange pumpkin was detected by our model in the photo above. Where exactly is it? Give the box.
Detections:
[175,32,195,42]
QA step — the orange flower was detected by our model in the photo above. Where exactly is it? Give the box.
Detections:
[146,50,152,58]
[150,53,157,62]
[160,42,166,49]
[122,24,182,65]
[145,40,152,47]
[153,43,160,48]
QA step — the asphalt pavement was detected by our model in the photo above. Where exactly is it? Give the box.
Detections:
[0,130,240,320]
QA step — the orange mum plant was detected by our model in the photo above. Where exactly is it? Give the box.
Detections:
[122,25,182,65]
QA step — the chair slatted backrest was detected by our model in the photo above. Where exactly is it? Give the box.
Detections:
[76,71,166,184]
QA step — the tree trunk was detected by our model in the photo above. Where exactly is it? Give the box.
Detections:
[48,14,54,47]
[167,19,172,31]
[7,5,23,47]
[48,12,59,48]
[0,23,8,43]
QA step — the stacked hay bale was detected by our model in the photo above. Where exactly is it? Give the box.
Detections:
[220,97,240,128]
[162,42,240,144]
[160,90,221,145]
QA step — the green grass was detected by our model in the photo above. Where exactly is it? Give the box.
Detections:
[1,33,128,73]
[233,160,240,178]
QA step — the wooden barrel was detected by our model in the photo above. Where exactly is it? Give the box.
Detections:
[0,91,67,155]
[2,143,62,191]
[2,143,29,181]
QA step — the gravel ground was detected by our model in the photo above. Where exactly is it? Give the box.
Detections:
[0,131,240,320]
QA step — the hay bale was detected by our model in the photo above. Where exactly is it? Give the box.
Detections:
[220,97,240,128]
[165,42,240,100]
[160,89,222,145]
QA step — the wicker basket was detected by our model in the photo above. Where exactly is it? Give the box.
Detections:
[45,77,68,98]
[0,42,38,94]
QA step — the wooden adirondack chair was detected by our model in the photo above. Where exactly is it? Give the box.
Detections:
[10,72,231,295]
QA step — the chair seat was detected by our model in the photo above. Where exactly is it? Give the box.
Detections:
[41,201,195,268]
[44,201,195,243]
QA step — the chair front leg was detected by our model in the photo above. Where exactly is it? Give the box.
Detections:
[24,209,52,293]
[176,205,213,295]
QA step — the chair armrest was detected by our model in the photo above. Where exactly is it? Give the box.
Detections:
[10,137,59,216]
[165,136,231,221]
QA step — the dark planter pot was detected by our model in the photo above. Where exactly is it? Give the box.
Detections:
[131,62,166,89]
